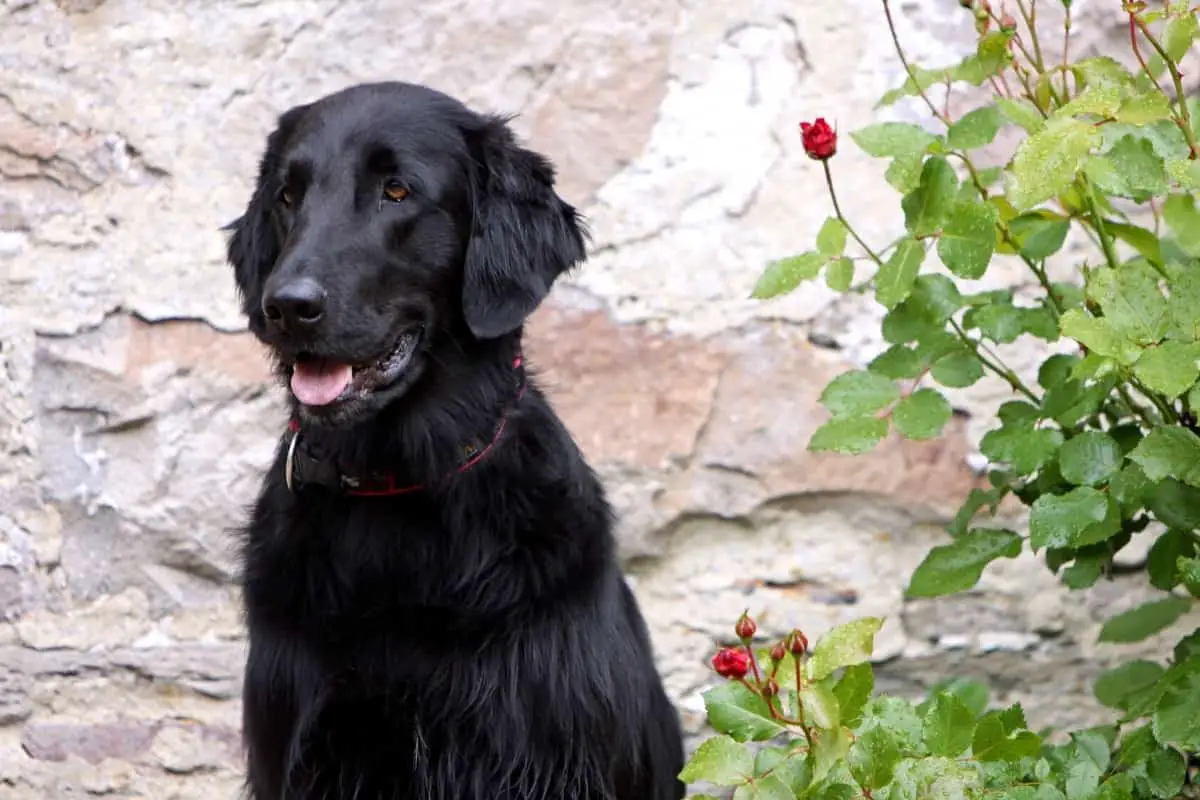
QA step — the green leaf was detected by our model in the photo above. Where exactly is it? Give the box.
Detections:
[1152,659,1200,750]
[937,198,998,279]
[1058,431,1123,487]
[1148,479,1200,533]
[972,713,1042,762]
[1164,12,1199,62]
[947,104,1004,150]
[1008,212,1071,261]
[833,664,874,728]
[703,681,788,742]
[752,252,823,298]
[1128,427,1200,486]
[817,217,848,256]
[909,274,963,323]
[1107,221,1165,268]
[923,692,977,757]
[902,156,959,237]
[869,345,923,380]
[1111,463,1152,515]
[1133,341,1200,399]
[811,725,854,784]
[809,416,889,455]
[885,153,925,194]
[862,697,924,754]
[980,425,1064,475]
[1073,56,1137,92]
[1167,267,1200,341]
[892,389,952,441]
[1164,193,1200,257]
[1098,596,1194,643]
[1029,488,1119,551]
[907,528,1023,597]
[678,734,755,786]
[1094,660,1165,712]
[1059,309,1141,365]
[806,617,884,682]
[1091,135,1169,201]
[1115,91,1174,126]
[819,370,899,417]
[848,726,901,790]
[732,773,794,800]
[1181,556,1200,597]
[825,257,854,292]
[850,122,938,159]
[875,238,926,308]
[1087,264,1169,346]
[1166,157,1200,189]
[1144,745,1187,799]
[1147,528,1193,590]
[931,351,985,388]
[997,97,1045,134]
[1055,85,1123,119]
[801,680,841,730]
[1006,117,1101,211]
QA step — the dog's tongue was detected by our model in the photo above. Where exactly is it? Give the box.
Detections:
[291,360,353,406]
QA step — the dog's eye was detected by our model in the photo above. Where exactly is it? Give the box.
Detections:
[278,187,296,208]
[382,181,409,203]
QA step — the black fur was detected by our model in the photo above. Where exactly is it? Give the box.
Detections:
[224,82,686,799]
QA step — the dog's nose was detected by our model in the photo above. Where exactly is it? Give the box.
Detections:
[263,278,327,331]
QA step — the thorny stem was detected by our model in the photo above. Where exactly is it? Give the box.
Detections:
[1133,12,1200,159]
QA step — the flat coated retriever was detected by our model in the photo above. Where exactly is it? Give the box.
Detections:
[223,82,686,799]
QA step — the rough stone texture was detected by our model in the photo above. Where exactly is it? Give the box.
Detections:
[2,0,1196,796]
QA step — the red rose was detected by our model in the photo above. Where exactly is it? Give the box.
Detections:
[799,118,837,161]
[711,647,751,679]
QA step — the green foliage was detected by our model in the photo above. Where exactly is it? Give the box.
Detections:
[686,3,1200,797]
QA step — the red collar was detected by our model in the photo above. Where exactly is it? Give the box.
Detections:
[284,355,526,497]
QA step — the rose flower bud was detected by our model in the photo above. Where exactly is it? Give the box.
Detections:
[711,647,751,680]
[734,611,757,641]
[799,118,837,160]
[788,629,809,656]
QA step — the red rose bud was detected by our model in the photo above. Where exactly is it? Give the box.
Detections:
[711,647,751,679]
[761,678,780,698]
[770,642,787,663]
[734,611,757,641]
[788,629,809,656]
[999,12,1017,30]
[799,118,837,161]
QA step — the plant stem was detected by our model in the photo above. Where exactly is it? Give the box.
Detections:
[1133,14,1199,159]
[823,161,884,265]
[882,0,951,127]
[1061,4,1072,99]
[1079,177,1122,274]
[948,318,1041,403]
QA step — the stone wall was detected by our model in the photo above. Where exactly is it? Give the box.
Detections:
[2,0,1198,797]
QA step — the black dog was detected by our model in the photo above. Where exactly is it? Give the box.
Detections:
[223,82,686,799]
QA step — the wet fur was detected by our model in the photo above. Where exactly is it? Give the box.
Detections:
[224,82,686,799]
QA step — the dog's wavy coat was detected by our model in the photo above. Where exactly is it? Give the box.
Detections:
[224,82,685,799]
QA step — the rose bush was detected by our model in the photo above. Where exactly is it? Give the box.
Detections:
[680,2,1200,798]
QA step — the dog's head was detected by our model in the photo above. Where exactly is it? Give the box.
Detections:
[225,82,586,426]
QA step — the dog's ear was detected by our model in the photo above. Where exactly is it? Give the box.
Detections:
[224,104,309,322]
[461,115,587,340]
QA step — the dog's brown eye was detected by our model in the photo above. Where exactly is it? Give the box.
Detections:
[382,182,409,203]
[279,187,295,208]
